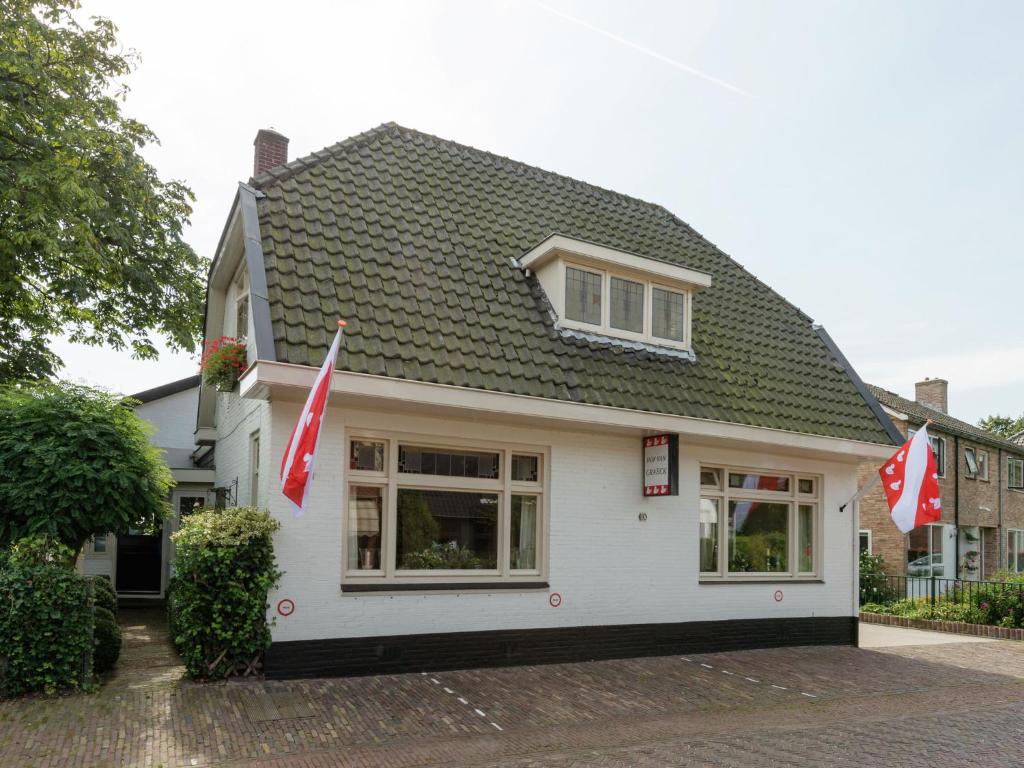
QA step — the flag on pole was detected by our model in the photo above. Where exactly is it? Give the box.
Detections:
[280,321,345,515]
[878,423,942,533]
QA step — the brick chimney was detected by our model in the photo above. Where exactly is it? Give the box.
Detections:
[915,378,948,414]
[253,128,289,175]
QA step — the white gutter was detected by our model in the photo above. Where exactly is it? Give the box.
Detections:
[239,359,895,461]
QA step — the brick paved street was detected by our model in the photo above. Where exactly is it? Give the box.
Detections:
[2,611,1024,767]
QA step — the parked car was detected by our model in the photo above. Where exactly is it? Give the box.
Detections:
[907,553,945,577]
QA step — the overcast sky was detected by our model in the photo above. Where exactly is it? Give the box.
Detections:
[58,0,1023,425]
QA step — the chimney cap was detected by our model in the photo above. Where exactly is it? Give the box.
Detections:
[254,127,289,144]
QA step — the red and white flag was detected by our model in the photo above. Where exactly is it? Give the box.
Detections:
[280,322,345,515]
[878,424,942,533]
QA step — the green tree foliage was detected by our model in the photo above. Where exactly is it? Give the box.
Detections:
[978,413,1024,440]
[169,507,281,679]
[0,0,206,381]
[0,381,172,553]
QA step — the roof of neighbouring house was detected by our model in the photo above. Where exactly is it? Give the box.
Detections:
[243,122,896,445]
[129,375,201,404]
[867,384,1024,454]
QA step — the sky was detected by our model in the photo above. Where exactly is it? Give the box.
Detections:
[57,0,1024,425]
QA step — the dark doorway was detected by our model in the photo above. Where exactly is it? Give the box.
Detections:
[116,533,162,593]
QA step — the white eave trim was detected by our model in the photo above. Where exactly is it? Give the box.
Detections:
[239,360,895,461]
[519,234,713,290]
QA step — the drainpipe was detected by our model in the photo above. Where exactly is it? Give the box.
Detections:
[954,435,960,579]
[999,448,1005,569]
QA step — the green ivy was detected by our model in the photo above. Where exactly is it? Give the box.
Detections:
[168,507,281,679]
[0,537,94,697]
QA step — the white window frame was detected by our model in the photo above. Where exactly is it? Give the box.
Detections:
[965,446,979,479]
[89,534,108,555]
[859,529,872,556]
[1008,529,1024,573]
[233,267,250,342]
[699,464,822,582]
[249,430,260,506]
[560,260,693,350]
[912,429,946,478]
[1009,458,1024,491]
[343,430,549,587]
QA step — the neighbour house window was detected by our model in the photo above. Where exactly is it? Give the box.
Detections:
[859,530,872,555]
[907,523,947,577]
[178,496,206,517]
[699,465,821,580]
[911,429,946,478]
[344,434,547,585]
[92,535,107,554]
[976,450,988,481]
[1009,458,1024,490]
[965,447,979,478]
[249,432,260,506]
[561,262,692,349]
[1008,530,1024,573]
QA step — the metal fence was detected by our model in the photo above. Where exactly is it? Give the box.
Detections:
[862,574,1024,607]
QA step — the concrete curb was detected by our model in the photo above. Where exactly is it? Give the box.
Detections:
[859,611,1024,640]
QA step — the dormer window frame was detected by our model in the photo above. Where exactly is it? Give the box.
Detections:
[521,234,711,353]
[232,265,250,343]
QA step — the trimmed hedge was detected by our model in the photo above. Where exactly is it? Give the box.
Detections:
[169,507,281,679]
[0,537,94,696]
[92,606,121,673]
[91,575,117,615]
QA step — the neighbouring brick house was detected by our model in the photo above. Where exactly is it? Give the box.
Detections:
[858,378,1024,580]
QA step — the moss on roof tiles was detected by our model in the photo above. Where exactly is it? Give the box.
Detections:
[252,123,892,444]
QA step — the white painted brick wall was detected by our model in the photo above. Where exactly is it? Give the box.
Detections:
[214,391,268,507]
[261,401,859,643]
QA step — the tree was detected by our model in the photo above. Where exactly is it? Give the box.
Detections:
[0,0,206,382]
[978,413,1024,440]
[0,381,172,554]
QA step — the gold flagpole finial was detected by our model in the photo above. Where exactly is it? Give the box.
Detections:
[337,319,347,328]
[925,418,934,425]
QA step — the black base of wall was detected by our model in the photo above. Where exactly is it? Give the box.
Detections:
[265,615,857,680]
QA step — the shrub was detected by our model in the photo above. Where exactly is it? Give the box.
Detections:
[859,551,898,605]
[169,507,281,679]
[199,337,248,391]
[92,607,122,673]
[0,537,94,696]
[0,382,172,553]
[91,575,118,615]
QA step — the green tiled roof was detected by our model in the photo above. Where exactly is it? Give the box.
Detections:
[250,123,893,445]
[868,385,1024,454]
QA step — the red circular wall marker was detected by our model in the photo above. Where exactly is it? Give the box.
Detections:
[773,590,783,603]
[548,592,562,608]
[277,598,295,616]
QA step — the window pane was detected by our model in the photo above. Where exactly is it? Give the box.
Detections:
[1011,531,1024,573]
[699,497,719,572]
[609,277,644,333]
[700,468,721,488]
[396,489,498,569]
[235,295,249,340]
[651,287,685,342]
[965,448,978,476]
[347,486,383,570]
[728,473,790,493]
[398,446,499,479]
[512,454,539,483]
[798,504,814,572]
[728,500,789,572]
[179,496,205,517]
[859,531,871,555]
[350,440,385,472]
[798,478,815,495]
[511,495,539,570]
[565,267,602,325]
[93,535,107,553]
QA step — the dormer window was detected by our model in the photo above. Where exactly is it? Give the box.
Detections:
[233,269,250,341]
[522,235,711,352]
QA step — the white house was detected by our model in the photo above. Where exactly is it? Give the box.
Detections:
[197,124,901,678]
[80,376,215,599]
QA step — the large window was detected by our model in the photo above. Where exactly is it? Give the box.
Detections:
[1008,530,1024,573]
[1009,458,1024,490]
[561,262,692,349]
[907,523,947,577]
[345,434,546,586]
[911,429,946,478]
[700,466,821,580]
